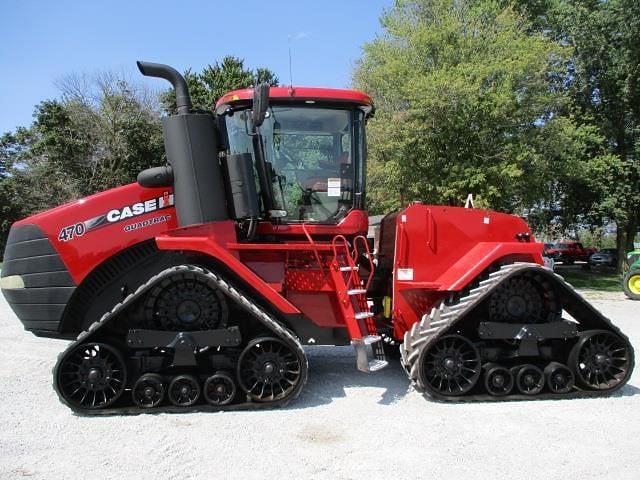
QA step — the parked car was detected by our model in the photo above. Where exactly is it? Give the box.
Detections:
[544,241,597,264]
[588,248,618,267]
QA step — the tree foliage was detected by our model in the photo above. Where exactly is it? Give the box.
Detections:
[353,0,640,270]
[550,0,640,256]
[0,74,163,256]
[0,57,279,258]
[354,0,586,215]
[161,56,278,114]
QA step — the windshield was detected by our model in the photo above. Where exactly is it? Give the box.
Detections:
[225,106,365,222]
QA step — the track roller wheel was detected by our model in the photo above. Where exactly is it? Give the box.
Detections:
[56,342,126,409]
[203,372,236,406]
[168,374,200,407]
[569,330,632,391]
[513,364,544,395]
[132,373,165,408]
[544,362,574,394]
[483,363,514,396]
[238,337,304,403]
[418,335,481,397]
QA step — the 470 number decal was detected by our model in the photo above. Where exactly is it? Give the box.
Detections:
[58,222,86,242]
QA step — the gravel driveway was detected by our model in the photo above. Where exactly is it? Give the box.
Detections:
[0,290,638,480]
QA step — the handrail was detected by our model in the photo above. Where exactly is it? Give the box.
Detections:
[353,235,375,291]
[302,222,324,275]
[331,234,356,288]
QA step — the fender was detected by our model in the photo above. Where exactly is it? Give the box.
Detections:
[154,222,301,315]
[434,242,543,291]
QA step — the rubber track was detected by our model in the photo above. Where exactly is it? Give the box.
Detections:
[399,262,635,402]
[52,265,308,415]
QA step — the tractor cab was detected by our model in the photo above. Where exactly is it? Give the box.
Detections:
[216,87,373,226]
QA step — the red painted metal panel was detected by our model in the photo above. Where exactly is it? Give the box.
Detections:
[390,203,544,338]
[216,86,373,112]
[155,223,301,315]
[255,209,369,237]
[13,183,178,284]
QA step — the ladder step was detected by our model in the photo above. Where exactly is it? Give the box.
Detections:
[362,334,381,345]
[347,289,367,295]
[352,337,388,373]
[354,311,374,320]
[367,359,389,372]
[340,266,358,271]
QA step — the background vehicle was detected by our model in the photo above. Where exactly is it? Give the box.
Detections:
[0,61,634,413]
[545,241,597,265]
[589,248,618,267]
[623,249,640,300]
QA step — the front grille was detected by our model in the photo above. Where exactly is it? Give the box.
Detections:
[1,224,75,333]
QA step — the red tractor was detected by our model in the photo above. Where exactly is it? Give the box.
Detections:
[0,62,633,413]
[544,241,597,265]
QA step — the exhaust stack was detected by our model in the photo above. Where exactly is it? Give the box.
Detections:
[137,61,228,227]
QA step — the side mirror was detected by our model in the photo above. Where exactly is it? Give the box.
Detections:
[252,83,270,130]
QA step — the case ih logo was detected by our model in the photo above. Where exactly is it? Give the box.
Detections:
[58,192,174,242]
[106,193,174,223]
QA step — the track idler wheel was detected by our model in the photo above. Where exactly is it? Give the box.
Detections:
[483,363,514,396]
[168,374,201,407]
[204,372,236,406]
[513,364,544,395]
[569,330,632,391]
[132,373,165,408]
[56,342,127,409]
[238,337,304,403]
[544,362,574,394]
[418,335,482,397]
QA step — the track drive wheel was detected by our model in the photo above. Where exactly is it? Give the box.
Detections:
[168,375,201,407]
[569,330,632,391]
[623,270,640,300]
[418,335,482,397]
[238,337,304,403]
[56,342,127,409]
[204,372,236,406]
[132,373,165,408]
[144,272,228,331]
[488,274,559,323]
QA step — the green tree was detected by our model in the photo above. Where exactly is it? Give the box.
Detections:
[0,74,166,255]
[550,0,640,269]
[354,0,581,216]
[161,56,279,114]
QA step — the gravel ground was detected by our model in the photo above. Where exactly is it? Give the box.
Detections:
[0,290,638,480]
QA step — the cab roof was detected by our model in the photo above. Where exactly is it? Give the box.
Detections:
[215,86,373,114]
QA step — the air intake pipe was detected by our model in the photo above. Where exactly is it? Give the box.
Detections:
[137,60,228,227]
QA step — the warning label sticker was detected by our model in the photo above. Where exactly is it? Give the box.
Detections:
[327,178,341,197]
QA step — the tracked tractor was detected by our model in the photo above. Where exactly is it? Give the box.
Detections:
[0,62,634,413]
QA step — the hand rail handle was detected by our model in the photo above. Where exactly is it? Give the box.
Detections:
[302,222,324,275]
[353,235,375,291]
[331,234,356,288]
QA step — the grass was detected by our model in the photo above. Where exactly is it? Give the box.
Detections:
[555,266,621,292]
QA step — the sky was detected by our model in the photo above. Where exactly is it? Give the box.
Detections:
[0,0,393,134]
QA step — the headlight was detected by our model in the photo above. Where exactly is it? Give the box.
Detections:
[0,275,25,289]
